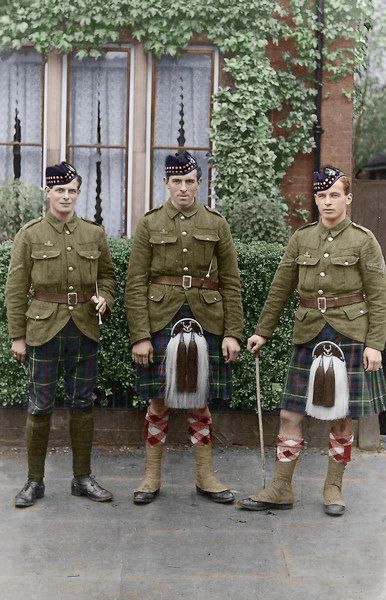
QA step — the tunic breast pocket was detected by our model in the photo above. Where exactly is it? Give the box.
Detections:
[30,250,61,287]
[76,249,101,286]
[330,255,360,290]
[295,255,320,292]
[149,234,178,272]
[192,231,219,268]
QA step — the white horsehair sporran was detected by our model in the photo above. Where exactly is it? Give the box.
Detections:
[164,318,209,409]
[306,340,349,420]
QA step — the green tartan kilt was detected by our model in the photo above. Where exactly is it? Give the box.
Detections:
[135,304,232,403]
[281,324,386,418]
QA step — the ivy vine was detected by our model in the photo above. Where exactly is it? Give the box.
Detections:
[0,0,372,240]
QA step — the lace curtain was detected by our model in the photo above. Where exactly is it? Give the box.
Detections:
[69,51,129,238]
[152,53,213,207]
[0,50,42,187]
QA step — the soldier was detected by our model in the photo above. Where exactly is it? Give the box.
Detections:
[240,166,386,516]
[6,161,116,508]
[125,151,243,505]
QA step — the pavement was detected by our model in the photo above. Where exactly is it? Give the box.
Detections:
[0,444,386,600]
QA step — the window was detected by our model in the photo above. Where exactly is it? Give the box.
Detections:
[151,49,216,207]
[0,49,44,186]
[67,49,131,238]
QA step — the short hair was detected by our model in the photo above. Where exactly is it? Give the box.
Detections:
[339,175,350,195]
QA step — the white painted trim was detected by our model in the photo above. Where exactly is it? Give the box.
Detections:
[126,46,135,237]
[60,54,68,161]
[144,52,153,212]
[42,61,48,187]
[210,47,220,208]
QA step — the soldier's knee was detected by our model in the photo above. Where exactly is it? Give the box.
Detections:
[150,399,169,416]
[279,409,304,429]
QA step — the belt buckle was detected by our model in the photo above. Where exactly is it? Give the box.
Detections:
[317,296,327,313]
[67,292,78,306]
[182,275,192,290]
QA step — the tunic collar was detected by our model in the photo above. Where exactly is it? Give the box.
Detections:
[317,216,352,240]
[165,198,199,219]
[45,211,79,233]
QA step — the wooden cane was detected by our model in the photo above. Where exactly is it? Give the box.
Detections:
[255,354,266,488]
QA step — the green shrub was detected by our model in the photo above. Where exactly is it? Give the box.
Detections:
[0,238,297,410]
[0,180,44,239]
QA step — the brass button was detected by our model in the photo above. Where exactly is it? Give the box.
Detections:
[303,261,307,265]
[320,272,326,277]
[35,315,40,320]
[180,215,185,220]
[344,261,349,265]
[68,306,74,311]
[327,236,333,242]
[69,286,74,290]
[181,231,187,236]
[360,309,364,314]
[183,266,189,272]
[42,254,47,259]
[65,230,70,235]
[68,266,74,272]
[323,253,329,258]
[67,246,72,251]
[318,289,324,294]
[161,240,165,244]
[90,255,94,259]
[150,295,154,299]
[182,248,188,253]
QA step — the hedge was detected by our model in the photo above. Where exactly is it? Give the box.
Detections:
[0,238,297,410]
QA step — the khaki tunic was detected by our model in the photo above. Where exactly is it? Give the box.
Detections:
[256,217,386,351]
[125,199,243,344]
[5,212,116,346]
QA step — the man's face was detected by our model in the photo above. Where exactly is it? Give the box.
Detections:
[46,179,80,221]
[314,179,352,227]
[165,169,200,210]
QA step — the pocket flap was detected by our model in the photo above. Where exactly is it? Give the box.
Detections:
[148,284,166,302]
[342,302,368,320]
[330,255,359,266]
[294,305,310,321]
[193,233,220,242]
[31,250,60,260]
[295,256,320,266]
[25,300,55,320]
[149,235,178,245]
[76,249,101,260]
[200,290,222,304]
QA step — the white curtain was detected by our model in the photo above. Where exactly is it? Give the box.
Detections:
[153,53,212,207]
[69,51,129,238]
[0,50,42,186]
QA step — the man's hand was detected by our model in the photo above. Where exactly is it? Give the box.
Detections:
[222,336,240,364]
[11,337,27,364]
[247,334,267,354]
[91,294,107,316]
[132,339,154,366]
[363,347,383,372]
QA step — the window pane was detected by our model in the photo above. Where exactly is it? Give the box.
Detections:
[71,147,126,239]
[0,49,42,186]
[69,51,129,237]
[154,53,212,148]
[152,149,211,208]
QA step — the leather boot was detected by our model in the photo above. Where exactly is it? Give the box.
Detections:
[323,458,346,516]
[15,480,45,508]
[194,444,234,503]
[71,475,113,502]
[26,414,51,482]
[133,445,163,505]
[239,459,298,511]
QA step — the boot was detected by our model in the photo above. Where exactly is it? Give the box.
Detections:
[133,445,163,505]
[239,459,298,511]
[323,458,346,516]
[194,444,234,503]
[26,414,51,482]
[15,480,45,508]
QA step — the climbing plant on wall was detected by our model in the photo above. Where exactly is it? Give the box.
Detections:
[0,0,372,240]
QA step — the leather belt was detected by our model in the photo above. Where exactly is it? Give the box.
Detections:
[32,290,94,306]
[150,275,219,291]
[299,291,365,312]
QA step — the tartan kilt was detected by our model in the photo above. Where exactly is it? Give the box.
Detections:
[135,304,232,403]
[281,324,386,418]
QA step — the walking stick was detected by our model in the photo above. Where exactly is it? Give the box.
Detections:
[255,354,266,489]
